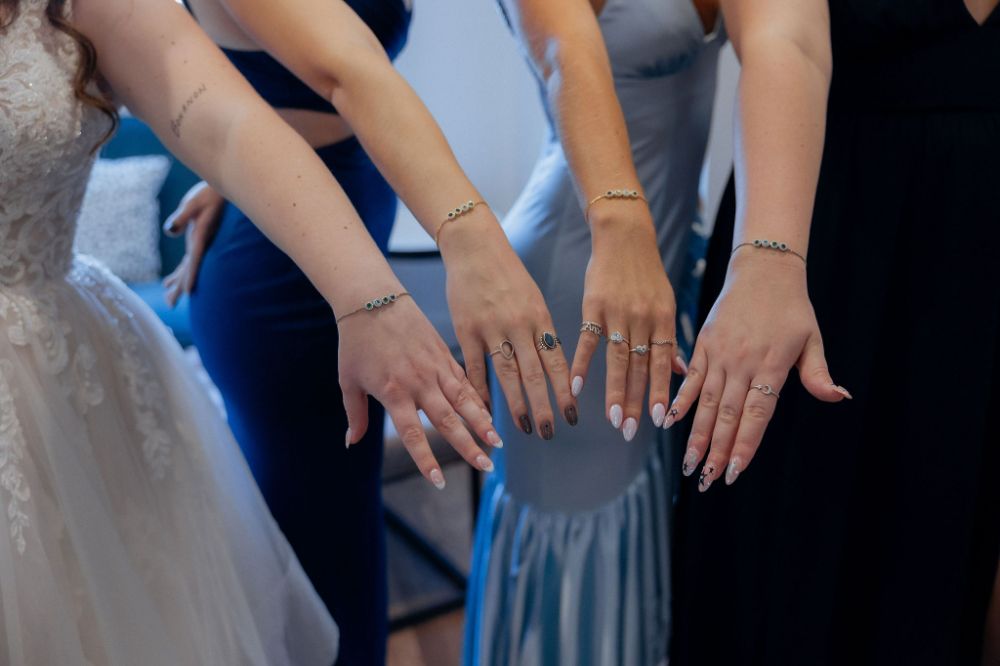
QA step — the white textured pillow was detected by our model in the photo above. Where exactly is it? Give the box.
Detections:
[75,155,171,283]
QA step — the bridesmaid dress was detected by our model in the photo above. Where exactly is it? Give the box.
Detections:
[673,2,1000,664]
[464,1,724,664]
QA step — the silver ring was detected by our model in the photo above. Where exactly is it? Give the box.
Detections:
[608,331,629,345]
[580,321,603,337]
[489,339,515,360]
[750,384,779,398]
[629,345,650,355]
[536,332,561,351]
[650,338,676,346]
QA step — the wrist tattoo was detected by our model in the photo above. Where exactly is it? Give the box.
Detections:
[170,83,207,138]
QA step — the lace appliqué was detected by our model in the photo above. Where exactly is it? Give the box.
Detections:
[0,360,31,555]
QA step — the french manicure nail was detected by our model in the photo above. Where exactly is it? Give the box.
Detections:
[652,403,666,427]
[622,417,638,442]
[430,468,446,490]
[832,384,853,400]
[682,448,699,476]
[541,422,554,440]
[571,376,584,397]
[476,454,494,472]
[610,404,623,429]
[519,415,533,435]
[725,458,742,485]
[487,430,503,448]
[344,428,352,449]
[564,405,578,426]
[698,464,716,492]
[664,406,679,430]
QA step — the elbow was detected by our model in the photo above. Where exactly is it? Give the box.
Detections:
[317,33,392,104]
[737,29,832,89]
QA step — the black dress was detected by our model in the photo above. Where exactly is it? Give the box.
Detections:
[672,2,1000,664]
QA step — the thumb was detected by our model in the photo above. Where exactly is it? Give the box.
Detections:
[796,331,850,403]
[342,385,370,448]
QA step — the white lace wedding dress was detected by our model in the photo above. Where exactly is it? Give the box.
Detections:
[0,2,339,664]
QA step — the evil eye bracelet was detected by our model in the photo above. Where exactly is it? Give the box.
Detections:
[731,239,807,265]
[336,292,412,323]
[434,199,488,245]
[584,188,648,223]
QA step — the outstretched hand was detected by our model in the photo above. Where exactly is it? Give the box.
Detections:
[163,181,225,307]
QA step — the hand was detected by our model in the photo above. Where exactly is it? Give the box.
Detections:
[162,181,225,308]
[669,251,852,490]
[571,210,686,441]
[439,212,577,440]
[338,293,499,488]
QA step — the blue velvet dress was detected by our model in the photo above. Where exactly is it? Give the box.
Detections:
[185,4,410,664]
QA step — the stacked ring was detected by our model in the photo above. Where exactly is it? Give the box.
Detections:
[750,384,780,398]
[608,331,629,345]
[490,339,515,360]
[650,338,676,346]
[580,321,603,337]
[536,332,561,351]
[629,345,650,355]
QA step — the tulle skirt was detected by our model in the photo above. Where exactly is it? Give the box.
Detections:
[0,256,338,665]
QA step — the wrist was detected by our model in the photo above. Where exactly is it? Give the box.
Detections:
[589,206,657,253]
[437,207,506,262]
[726,247,808,286]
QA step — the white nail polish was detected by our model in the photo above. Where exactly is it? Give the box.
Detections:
[430,468,446,490]
[725,458,742,485]
[571,376,584,397]
[609,404,623,429]
[476,454,494,472]
[651,403,666,427]
[622,417,638,442]
[832,384,853,400]
[487,430,504,448]
[344,428,352,449]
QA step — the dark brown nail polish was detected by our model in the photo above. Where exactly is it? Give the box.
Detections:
[564,405,578,426]
[541,421,554,440]
[519,415,533,435]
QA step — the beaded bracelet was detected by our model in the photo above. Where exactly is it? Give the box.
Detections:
[336,291,411,323]
[584,188,647,222]
[731,239,807,265]
[434,199,488,245]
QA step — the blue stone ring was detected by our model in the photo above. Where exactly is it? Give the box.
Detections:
[536,332,561,351]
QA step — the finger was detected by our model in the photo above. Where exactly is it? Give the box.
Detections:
[164,181,209,236]
[667,343,707,429]
[384,400,447,490]
[725,373,787,486]
[535,325,577,427]
[342,384,370,445]
[439,368,502,449]
[184,207,219,293]
[513,332,556,440]
[604,321,630,430]
[570,316,603,398]
[684,366,725,483]
[797,331,851,402]
[648,339,676,428]
[672,350,689,376]
[622,326,652,442]
[457,333,491,412]
[448,356,490,414]
[490,339,532,436]
[162,257,189,309]
[420,392,495,475]
[699,371,753,492]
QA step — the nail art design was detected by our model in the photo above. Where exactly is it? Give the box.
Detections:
[610,404,623,429]
[832,384,854,400]
[664,407,679,430]
[476,454,494,472]
[725,458,742,485]
[682,448,699,476]
[699,463,716,492]
[487,430,504,448]
[571,376,584,397]
[541,422,554,440]
[565,405,579,426]
[519,415,533,435]
[430,468,446,490]
[652,403,666,427]
[622,417,638,442]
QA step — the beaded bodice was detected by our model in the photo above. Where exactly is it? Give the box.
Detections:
[0,0,108,288]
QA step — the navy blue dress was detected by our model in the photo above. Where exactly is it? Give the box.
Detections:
[186,4,410,664]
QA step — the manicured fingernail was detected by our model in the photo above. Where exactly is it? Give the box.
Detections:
[832,384,853,400]
[540,421,554,440]
[564,405,578,426]
[519,415,533,435]
[609,404,623,429]
[676,354,689,376]
[725,458,743,485]
[622,417,638,442]
[344,428,352,449]
[162,219,177,233]
[664,406,679,430]
[486,430,503,448]
[682,448,698,476]
[476,454,494,472]
[652,403,666,427]
[571,376,584,397]
[430,468,446,490]
[698,464,716,492]
[483,407,494,422]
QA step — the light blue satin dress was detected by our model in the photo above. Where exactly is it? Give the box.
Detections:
[464,1,724,664]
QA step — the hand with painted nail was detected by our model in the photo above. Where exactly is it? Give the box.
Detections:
[670,251,851,491]
[339,292,500,489]
[570,210,686,441]
[162,181,225,308]
[439,210,578,441]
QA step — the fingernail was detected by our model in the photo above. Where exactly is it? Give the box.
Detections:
[725,458,742,486]
[483,407,494,422]
[609,404,623,429]
[832,384,853,400]
[682,448,698,476]
[540,421,554,440]
[652,403,666,427]
[676,354,689,376]
[622,417,638,442]
[344,428,352,449]
[564,405,578,426]
[519,415,533,435]
[698,464,716,492]
[476,454,494,472]
[429,468,446,490]
[664,406,679,430]
[162,219,176,233]
[486,430,503,448]
[571,376,584,397]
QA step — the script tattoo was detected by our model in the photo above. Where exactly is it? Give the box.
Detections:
[170,83,207,138]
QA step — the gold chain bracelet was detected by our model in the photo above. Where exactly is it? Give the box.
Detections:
[584,188,647,222]
[434,200,488,245]
[336,292,411,323]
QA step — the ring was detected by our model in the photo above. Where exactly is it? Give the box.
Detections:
[650,338,676,346]
[629,344,650,355]
[489,339,515,360]
[580,321,603,337]
[536,332,561,351]
[750,384,780,398]
[608,331,629,345]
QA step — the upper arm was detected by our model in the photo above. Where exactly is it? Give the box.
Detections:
[721,0,831,79]
[501,0,609,82]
